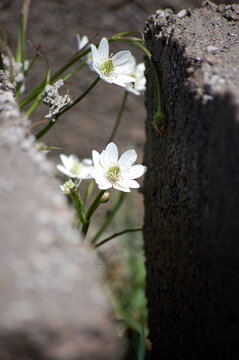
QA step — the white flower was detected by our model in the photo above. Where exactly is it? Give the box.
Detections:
[60,179,76,194]
[91,142,147,192]
[76,34,93,69]
[57,154,93,179]
[90,37,136,88]
[125,59,146,95]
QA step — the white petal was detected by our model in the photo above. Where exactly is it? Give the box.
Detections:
[92,150,102,171]
[76,34,81,50]
[125,164,147,179]
[90,44,100,66]
[81,35,89,48]
[56,165,75,178]
[100,150,110,168]
[93,64,103,77]
[113,183,131,192]
[99,183,112,190]
[105,142,118,163]
[119,179,140,188]
[98,37,109,59]
[112,51,131,66]
[118,149,137,171]
[83,158,93,166]
[111,78,129,88]
[116,75,136,84]
[59,154,72,169]
[125,83,140,95]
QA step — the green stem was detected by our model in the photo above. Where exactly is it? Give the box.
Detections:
[35,76,100,140]
[94,228,142,249]
[26,68,51,117]
[91,192,126,244]
[82,190,105,236]
[83,179,95,204]
[107,90,128,145]
[19,51,88,108]
[62,62,86,82]
[26,92,43,117]
[72,191,87,225]
[16,0,31,100]
[151,59,164,121]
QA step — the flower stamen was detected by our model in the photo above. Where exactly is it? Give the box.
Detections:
[70,160,83,175]
[106,164,121,183]
[101,59,114,75]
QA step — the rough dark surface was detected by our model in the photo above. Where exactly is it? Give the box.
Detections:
[0,83,120,359]
[143,2,239,359]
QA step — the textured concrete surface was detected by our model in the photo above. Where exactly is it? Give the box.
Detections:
[143,2,239,359]
[0,80,120,359]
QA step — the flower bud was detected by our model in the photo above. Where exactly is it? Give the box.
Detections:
[60,179,76,194]
[100,192,110,203]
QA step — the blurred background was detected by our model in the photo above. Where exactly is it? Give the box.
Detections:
[0,0,236,358]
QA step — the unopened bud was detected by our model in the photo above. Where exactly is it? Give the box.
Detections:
[60,179,76,194]
[100,192,110,203]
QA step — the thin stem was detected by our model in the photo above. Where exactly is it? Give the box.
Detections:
[107,90,128,145]
[35,76,100,140]
[16,0,31,100]
[62,62,86,82]
[94,228,142,249]
[91,192,126,244]
[83,179,95,204]
[72,191,87,225]
[82,190,105,236]
[151,59,164,120]
[19,51,88,108]
[26,68,51,117]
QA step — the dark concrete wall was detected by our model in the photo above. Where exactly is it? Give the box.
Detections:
[143,2,239,359]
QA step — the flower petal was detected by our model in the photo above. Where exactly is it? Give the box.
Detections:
[59,154,72,169]
[57,165,75,178]
[105,142,118,164]
[112,51,131,66]
[83,158,93,166]
[98,37,109,59]
[99,183,112,190]
[119,179,140,188]
[92,150,102,171]
[118,149,137,171]
[125,164,147,179]
[100,150,111,168]
[113,183,131,192]
[90,44,100,66]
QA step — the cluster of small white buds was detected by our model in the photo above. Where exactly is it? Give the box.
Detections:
[42,79,72,121]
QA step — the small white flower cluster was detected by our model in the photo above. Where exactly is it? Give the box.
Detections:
[3,55,29,92]
[77,35,146,94]
[42,79,72,121]
[58,142,146,194]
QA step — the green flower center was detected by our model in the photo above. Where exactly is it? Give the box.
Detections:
[107,165,121,183]
[70,161,83,175]
[101,59,114,75]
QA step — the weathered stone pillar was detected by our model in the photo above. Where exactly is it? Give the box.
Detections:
[0,73,120,360]
[143,2,239,359]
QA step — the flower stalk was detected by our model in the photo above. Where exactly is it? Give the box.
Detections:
[35,76,100,140]
[91,192,126,244]
[72,190,87,225]
[94,228,142,248]
[82,190,106,236]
